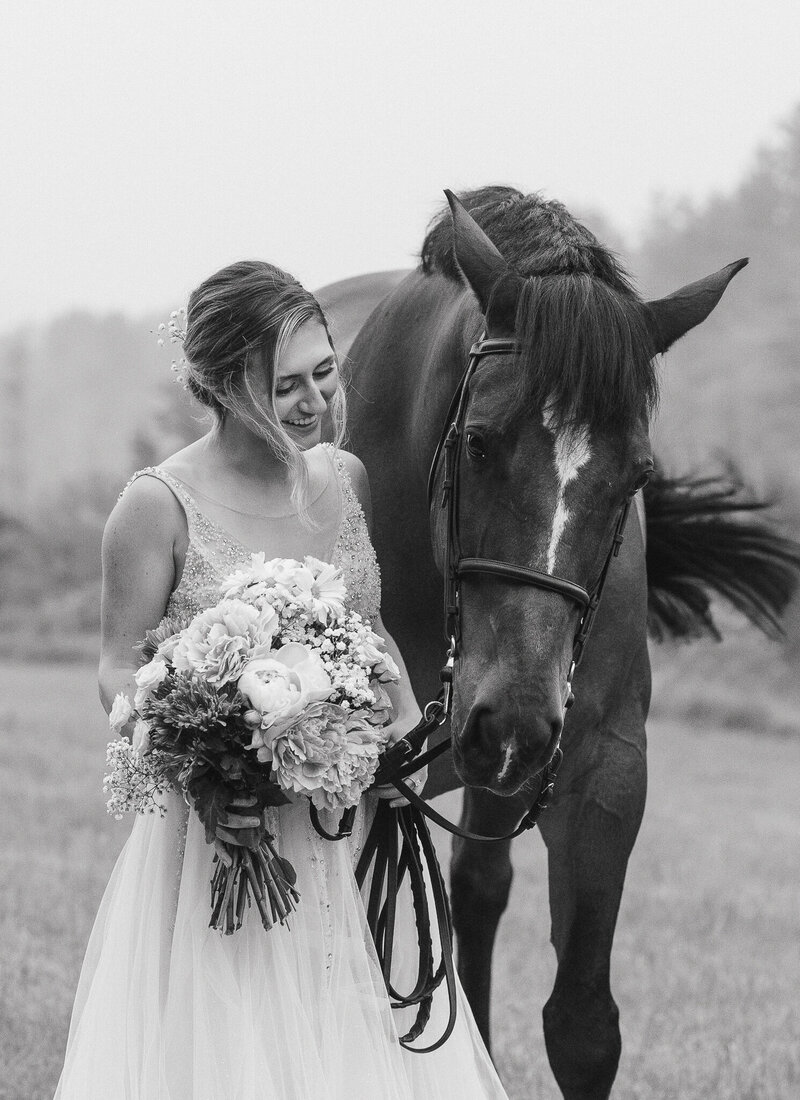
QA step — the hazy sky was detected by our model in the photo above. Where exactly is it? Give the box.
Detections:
[2,0,799,332]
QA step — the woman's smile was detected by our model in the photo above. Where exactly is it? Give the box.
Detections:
[283,413,319,432]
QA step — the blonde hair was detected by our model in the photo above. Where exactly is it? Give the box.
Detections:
[182,261,347,517]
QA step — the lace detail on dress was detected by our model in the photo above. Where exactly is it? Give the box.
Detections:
[323,444,382,624]
[121,447,382,624]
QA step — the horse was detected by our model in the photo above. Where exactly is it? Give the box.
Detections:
[318,186,800,1100]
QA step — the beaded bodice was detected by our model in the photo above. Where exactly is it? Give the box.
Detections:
[124,444,382,624]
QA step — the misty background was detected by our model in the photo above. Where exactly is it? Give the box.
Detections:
[3,6,800,1096]
[2,2,799,713]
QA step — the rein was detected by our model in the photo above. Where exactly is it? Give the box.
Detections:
[311,335,635,1051]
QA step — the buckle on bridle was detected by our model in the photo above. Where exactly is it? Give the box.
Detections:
[564,659,577,711]
[440,643,456,716]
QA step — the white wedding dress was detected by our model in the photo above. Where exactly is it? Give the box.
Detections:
[55,445,508,1100]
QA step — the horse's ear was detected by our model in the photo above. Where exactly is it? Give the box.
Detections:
[445,189,510,314]
[645,258,749,353]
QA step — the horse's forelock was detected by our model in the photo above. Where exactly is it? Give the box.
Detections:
[420,186,658,434]
[508,274,659,435]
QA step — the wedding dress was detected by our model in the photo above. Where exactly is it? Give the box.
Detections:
[55,444,508,1100]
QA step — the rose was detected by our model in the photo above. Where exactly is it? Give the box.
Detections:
[239,643,334,761]
[366,684,393,727]
[358,637,400,683]
[172,599,279,686]
[133,658,169,709]
[131,718,151,756]
[109,693,133,734]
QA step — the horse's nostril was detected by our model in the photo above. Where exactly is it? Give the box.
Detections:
[468,704,496,757]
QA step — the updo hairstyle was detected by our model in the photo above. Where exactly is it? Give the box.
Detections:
[182,260,346,514]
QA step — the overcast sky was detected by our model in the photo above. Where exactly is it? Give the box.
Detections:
[2,0,798,333]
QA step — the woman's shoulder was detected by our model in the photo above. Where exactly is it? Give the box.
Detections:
[107,467,188,549]
[324,445,369,498]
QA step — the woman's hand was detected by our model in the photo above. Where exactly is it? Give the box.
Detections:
[373,710,427,809]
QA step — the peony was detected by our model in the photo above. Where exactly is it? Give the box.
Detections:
[322,715,388,810]
[270,705,388,811]
[109,692,133,733]
[172,599,278,686]
[270,702,347,795]
[273,704,389,810]
[133,658,169,709]
[239,643,333,759]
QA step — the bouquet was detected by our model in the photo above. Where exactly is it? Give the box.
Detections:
[104,553,399,934]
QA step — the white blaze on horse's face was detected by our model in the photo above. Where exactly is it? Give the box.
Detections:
[542,408,592,574]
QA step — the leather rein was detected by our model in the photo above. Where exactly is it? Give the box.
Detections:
[311,335,636,1052]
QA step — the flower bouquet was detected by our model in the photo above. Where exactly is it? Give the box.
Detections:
[104,553,399,935]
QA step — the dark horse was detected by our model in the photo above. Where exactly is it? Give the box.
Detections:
[319,187,799,1099]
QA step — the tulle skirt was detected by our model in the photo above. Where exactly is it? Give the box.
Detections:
[54,792,507,1099]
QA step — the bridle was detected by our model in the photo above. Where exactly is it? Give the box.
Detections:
[427,335,634,725]
[366,332,637,817]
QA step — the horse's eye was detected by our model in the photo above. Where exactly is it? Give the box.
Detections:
[631,467,653,493]
[465,431,486,461]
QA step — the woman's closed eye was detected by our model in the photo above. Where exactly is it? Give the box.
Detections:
[276,365,335,397]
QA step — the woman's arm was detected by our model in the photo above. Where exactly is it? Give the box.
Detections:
[98,477,186,736]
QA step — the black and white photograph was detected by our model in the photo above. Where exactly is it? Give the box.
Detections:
[1,2,799,1097]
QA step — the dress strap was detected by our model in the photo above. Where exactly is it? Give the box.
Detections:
[321,444,362,529]
[122,466,204,537]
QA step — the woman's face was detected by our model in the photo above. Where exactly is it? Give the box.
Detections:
[271,320,339,450]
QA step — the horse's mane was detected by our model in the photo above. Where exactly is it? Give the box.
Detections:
[420,186,659,432]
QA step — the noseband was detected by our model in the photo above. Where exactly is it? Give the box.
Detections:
[427,336,634,716]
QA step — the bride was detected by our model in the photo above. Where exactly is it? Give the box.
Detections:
[55,259,508,1099]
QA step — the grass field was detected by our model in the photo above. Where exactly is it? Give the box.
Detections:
[1,662,798,1100]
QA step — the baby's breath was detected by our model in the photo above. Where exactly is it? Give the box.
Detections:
[103,739,172,819]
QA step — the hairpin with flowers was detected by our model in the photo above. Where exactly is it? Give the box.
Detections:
[156,308,188,387]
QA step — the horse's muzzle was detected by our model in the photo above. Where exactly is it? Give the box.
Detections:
[452,694,563,795]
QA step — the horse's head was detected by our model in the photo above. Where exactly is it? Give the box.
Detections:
[428,189,746,794]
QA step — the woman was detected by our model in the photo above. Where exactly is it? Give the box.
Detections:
[55,260,508,1099]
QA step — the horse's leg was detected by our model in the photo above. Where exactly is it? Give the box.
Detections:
[538,720,647,1100]
[450,786,528,1050]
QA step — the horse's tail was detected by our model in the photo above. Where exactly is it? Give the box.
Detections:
[644,464,800,642]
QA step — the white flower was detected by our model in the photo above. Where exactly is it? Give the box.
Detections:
[156,633,181,662]
[109,693,133,733]
[358,636,400,683]
[300,557,347,623]
[133,658,168,708]
[132,718,151,756]
[220,553,308,604]
[172,599,278,685]
[239,643,334,761]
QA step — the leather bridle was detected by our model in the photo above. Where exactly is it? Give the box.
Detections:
[427,336,634,724]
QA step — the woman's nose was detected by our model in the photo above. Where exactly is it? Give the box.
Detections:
[299,383,328,414]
